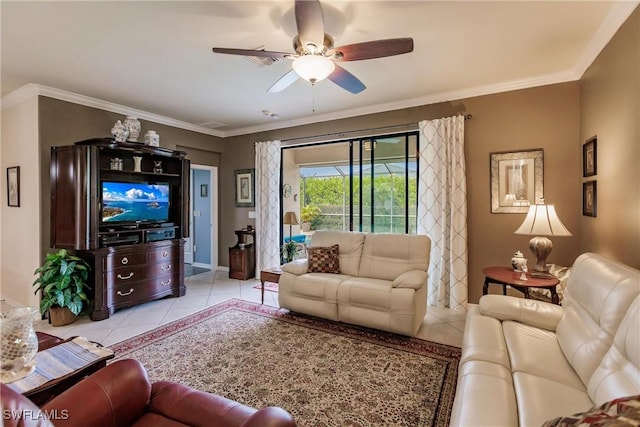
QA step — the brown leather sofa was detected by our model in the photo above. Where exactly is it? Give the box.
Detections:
[1,358,297,427]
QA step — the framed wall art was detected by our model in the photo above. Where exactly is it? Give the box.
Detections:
[234,169,255,207]
[583,181,597,217]
[583,136,597,177]
[7,166,20,207]
[490,149,544,213]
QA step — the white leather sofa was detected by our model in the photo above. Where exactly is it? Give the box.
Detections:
[450,253,640,426]
[278,230,431,337]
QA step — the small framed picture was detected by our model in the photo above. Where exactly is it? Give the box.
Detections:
[583,181,597,217]
[583,136,597,177]
[200,184,208,198]
[234,169,255,207]
[7,166,20,207]
[490,149,544,213]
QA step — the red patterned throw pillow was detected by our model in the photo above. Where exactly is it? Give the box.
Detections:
[542,395,640,426]
[307,244,340,274]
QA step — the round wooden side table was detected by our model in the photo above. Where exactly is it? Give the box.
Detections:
[482,266,560,305]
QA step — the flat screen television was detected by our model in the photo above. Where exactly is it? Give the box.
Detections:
[101,181,170,225]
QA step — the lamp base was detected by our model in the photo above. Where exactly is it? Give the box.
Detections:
[529,236,553,272]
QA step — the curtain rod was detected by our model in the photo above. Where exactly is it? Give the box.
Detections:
[277,114,472,145]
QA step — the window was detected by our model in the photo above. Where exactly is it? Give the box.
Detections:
[281,132,418,240]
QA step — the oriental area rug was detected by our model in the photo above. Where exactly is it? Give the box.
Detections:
[111,299,461,427]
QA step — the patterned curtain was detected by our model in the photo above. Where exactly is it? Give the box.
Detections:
[418,116,468,310]
[255,140,282,274]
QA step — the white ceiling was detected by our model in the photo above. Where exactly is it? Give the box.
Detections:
[1,1,637,137]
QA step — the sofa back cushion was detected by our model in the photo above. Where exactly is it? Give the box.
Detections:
[358,233,431,281]
[310,231,366,277]
[587,296,640,405]
[557,253,640,387]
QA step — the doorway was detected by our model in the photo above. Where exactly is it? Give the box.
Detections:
[185,165,218,271]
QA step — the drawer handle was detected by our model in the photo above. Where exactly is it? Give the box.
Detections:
[161,279,171,287]
[117,288,134,297]
[161,264,172,271]
[121,257,129,265]
[117,272,134,280]
[162,251,169,258]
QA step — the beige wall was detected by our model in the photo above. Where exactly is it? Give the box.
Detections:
[1,97,41,307]
[579,7,640,268]
[222,82,582,302]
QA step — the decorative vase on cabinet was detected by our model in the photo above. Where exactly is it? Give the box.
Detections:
[144,130,160,147]
[111,120,129,143]
[133,156,143,173]
[123,116,141,142]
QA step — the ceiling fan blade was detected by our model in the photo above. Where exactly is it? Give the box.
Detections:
[295,0,325,48]
[212,47,293,59]
[334,38,414,61]
[328,65,366,94]
[267,69,300,93]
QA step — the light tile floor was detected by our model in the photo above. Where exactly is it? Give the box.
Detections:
[31,270,467,348]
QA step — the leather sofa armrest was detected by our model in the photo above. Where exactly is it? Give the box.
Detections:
[42,359,151,427]
[1,384,55,427]
[149,381,296,427]
[282,259,308,275]
[392,270,428,289]
[479,294,564,331]
[241,407,298,427]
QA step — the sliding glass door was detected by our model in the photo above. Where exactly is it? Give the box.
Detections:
[351,133,418,233]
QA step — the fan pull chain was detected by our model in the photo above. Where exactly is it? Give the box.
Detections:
[312,83,316,114]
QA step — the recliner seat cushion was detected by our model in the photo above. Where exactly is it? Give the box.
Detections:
[358,233,430,281]
[557,253,640,386]
[503,321,585,391]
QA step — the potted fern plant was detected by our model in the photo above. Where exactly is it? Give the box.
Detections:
[32,249,91,326]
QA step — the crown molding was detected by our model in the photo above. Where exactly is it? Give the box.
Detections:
[573,1,639,78]
[223,69,579,137]
[1,84,225,138]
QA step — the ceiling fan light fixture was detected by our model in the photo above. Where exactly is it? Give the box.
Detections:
[292,55,335,84]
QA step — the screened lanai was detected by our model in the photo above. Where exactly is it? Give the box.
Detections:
[299,160,418,234]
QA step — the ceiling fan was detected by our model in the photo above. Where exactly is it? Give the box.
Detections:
[212,0,414,94]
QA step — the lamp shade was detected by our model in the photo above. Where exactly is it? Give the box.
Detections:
[283,211,299,226]
[292,55,335,83]
[514,204,572,237]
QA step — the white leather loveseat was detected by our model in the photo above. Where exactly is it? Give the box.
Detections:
[278,230,431,337]
[450,253,640,426]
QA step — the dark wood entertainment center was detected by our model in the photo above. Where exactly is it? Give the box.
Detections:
[50,138,189,320]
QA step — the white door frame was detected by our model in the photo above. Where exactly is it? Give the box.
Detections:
[189,164,218,270]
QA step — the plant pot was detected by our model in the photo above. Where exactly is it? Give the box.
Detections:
[300,222,311,232]
[49,306,77,327]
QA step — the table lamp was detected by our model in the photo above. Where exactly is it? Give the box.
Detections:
[283,211,299,241]
[514,201,572,272]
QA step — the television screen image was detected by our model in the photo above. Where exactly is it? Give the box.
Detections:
[102,181,170,224]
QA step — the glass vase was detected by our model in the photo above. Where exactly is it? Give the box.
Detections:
[1,307,39,383]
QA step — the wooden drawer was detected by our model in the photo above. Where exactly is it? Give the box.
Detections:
[108,276,176,308]
[103,252,147,271]
[148,245,178,264]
